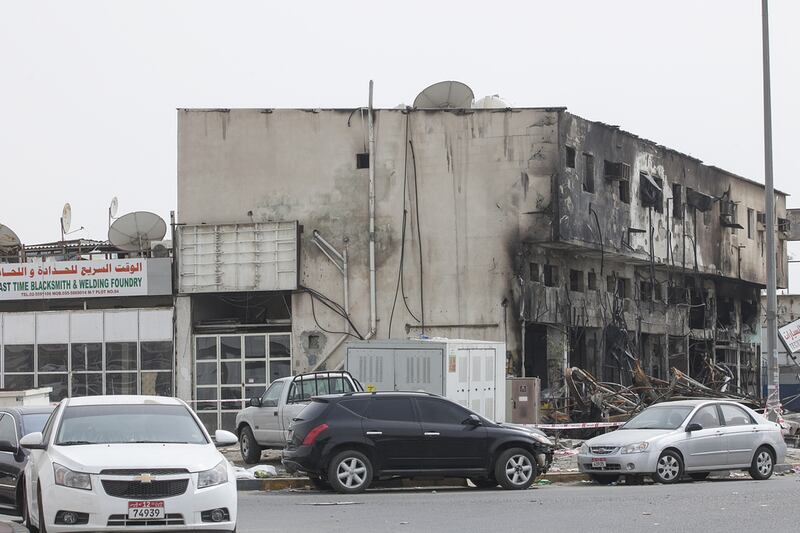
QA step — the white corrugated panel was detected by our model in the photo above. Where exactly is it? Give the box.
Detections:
[103,310,139,341]
[70,311,104,342]
[178,222,298,293]
[139,309,173,341]
[2,313,35,344]
[35,313,70,343]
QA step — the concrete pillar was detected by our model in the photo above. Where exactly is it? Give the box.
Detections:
[175,295,192,402]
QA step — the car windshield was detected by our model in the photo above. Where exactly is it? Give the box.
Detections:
[21,413,51,435]
[621,406,693,430]
[56,404,208,445]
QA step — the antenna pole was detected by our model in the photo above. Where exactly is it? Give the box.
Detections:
[762,0,780,416]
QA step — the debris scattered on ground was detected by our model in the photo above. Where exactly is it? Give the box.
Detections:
[234,465,277,480]
[536,479,553,486]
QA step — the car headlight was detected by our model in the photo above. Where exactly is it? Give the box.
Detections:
[197,460,229,489]
[579,442,589,454]
[53,463,92,490]
[531,433,554,447]
[621,442,650,454]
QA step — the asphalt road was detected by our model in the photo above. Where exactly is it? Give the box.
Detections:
[237,475,800,533]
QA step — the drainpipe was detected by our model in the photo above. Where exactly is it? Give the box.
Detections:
[367,80,377,339]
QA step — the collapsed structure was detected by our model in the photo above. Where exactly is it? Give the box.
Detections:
[176,85,793,427]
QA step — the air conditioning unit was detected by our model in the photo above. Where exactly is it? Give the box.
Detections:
[150,240,172,258]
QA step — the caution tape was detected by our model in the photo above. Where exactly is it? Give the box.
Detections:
[521,422,625,430]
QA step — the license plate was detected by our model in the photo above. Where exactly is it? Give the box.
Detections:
[591,458,607,468]
[128,501,165,520]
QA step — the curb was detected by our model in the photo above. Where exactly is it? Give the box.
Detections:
[238,464,799,491]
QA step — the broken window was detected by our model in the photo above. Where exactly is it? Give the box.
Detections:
[529,262,540,283]
[565,146,576,169]
[720,199,742,229]
[747,208,754,239]
[640,280,653,302]
[607,275,628,298]
[639,172,663,212]
[778,217,791,234]
[667,284,688,304]
[356,153,370,169]
[583,153,594,193]
[569,269,584,292]
[587,271,597,290]
[603,160,630,180]
[544,265,559,287]
[672,183,683,219]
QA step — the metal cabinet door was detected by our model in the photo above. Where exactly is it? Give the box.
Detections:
[393,349,443,395]
[348,349,394,391]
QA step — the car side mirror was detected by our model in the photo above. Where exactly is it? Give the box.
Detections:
[686,423,703,432]
[0,440,19,454]
[214,430,238,448]
[249,397,263,408]
[19,432,45,450]
[464,414,482,427]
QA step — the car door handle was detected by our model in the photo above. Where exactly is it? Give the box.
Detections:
[273,411,278,416]
[424,432,440,437]
[365,431,383,436]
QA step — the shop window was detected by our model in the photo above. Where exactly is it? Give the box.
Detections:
[141,341,173,371]
[38,344,68,372]
[565,146,576,168]
[544,265,559,287]
[106,342,137,371]
[71,343,102,371]
[4,345,34,373]
[569,269,584,292]
[583,153,595,193]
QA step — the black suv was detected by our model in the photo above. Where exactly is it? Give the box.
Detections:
[282,391,553,493]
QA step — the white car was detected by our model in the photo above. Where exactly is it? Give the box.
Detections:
[20,395,238,533]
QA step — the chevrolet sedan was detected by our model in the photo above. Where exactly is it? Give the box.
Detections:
[577,399,786,484]
[20,395,238,533]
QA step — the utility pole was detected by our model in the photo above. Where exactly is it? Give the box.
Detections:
[761,0,780,414]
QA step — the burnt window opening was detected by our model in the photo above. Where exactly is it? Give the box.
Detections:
[603,161,630,181]
[720,200,743,229]
[529,262,540,283]
[619,179,630,204]
[565,146,576,168]
[688,284,706,330]
[717,297,735,327]
[356,152,370,169]
[672,183,683,219]
[778,217,791,234]
[747,208,754,239]
[741,298,758,330]
[640,280,653,302]
[607,275,628,298]
[639,173,663,212]
[686,188,714,212]
[667,284,688,304]
[587,271,597,290]
[308,334,321,350]
[583,153,595,193]
[544,265,559,287]
[569,269,584,292]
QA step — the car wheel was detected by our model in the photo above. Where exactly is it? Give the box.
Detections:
[239,426,262,464]
[589,474,620,485]
[327,451,373,494]
[652,450,683,484]
[37,485,47,533]
[495,448,536,490]
[308,475,332,491]
[469,478,498,489]
[689,472,710,481]
[749,446,774,480]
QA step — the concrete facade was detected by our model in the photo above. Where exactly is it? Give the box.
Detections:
[177,107,789,410]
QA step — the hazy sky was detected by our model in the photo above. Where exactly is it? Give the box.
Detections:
[1,0,798,284]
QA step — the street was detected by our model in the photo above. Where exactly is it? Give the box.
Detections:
[237,476,799,533]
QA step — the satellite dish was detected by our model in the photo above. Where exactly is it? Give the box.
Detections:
[413,81,474,109]
[0,223,21,249]
[61,203,72,234]
[108,211,167,252]
[472,95,509,109]
[109,197,119,218]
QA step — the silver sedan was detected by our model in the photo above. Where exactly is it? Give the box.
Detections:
[577,399,787,484]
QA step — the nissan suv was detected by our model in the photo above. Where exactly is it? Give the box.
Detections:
[282,391,553,493]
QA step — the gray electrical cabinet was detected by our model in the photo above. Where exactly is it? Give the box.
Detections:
[345,338,507,422]
[505,377,540,424]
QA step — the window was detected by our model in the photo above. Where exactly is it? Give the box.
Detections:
[366,398,415,422]
[603,161,630,180]
[583,153,594,193]
[619,178,630,204]
[529,262,540,283]
[308,334,321,350]
[339,398,371,417]
[71,343,102,371]
[565,146,576,168]
[640,280,653,302]
[544,265,559,287]
[106,342,138,396]
[261,381,285,408]
[607,276,628,298]
[356,153,370,169]
[569,270,584,292]
[690,405,721,429]
[289,375,356,402]
[4,345,35,397]
[0,414,17,445]
[720,404,753,426]
[639,173,663,212]
[416,398,469,425]
[747,208,754,239]
[587,271,597,290]
[672,184,683,219]
[141,341,173,396]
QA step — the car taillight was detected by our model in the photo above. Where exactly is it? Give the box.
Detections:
[302,423,329,446]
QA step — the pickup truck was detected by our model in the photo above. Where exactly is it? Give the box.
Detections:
[235,371,363,464]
